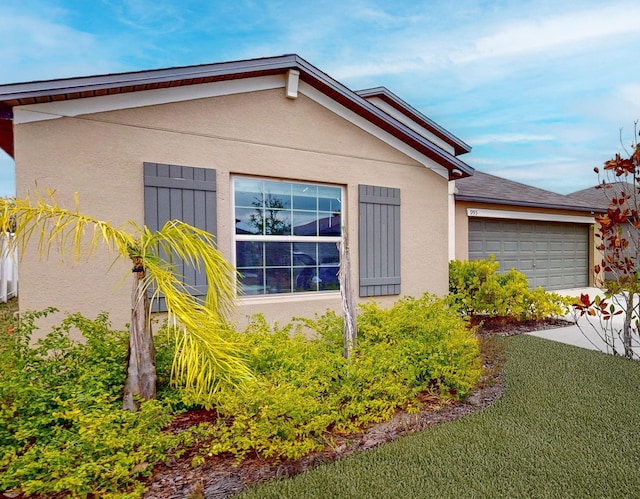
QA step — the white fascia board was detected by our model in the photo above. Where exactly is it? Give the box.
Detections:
[13,74,286,124]
[299,82,449,179]
[365,96,456,155]
[466,207,595,224]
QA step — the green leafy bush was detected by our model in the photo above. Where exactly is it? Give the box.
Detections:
[449,257,573,321]
[199,294,482,462]
[1,295,483,494]
[0,309,182,498]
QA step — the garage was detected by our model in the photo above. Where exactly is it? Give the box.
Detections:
[468,218,589,290]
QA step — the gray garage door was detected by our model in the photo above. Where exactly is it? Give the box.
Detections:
[468,218,589,290]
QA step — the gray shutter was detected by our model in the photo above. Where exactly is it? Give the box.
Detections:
[144,162,217,311]
[359,184,401,297]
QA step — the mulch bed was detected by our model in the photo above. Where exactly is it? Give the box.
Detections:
[143,317,574,499]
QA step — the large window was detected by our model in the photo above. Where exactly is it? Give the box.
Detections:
[234,177,342,295]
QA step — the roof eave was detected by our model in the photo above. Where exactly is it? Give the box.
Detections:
[0,54,303,103]
[454,194,601,213]
[356,86,472,156]
[0,54,475,178]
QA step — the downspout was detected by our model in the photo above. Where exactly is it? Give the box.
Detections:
[448,180,456,261]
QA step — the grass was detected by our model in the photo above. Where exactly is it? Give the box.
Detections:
[240,336,640,498]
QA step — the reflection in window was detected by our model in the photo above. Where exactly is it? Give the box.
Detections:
[234,178,342,295]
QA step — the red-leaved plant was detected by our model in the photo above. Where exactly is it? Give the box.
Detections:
[573,124,640,358]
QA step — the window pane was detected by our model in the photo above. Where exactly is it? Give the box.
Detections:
[239,268,264,295]
[266,268,291,293]
[293,242,317,265]
[236,241,263,268]
[294,266,318,292]
[235,178,264,208]
[265,242,291,267]
[293,242,318,292]
[319,266,340,290]
[235,207,263,235]
[264,210,292,235]
[263,181,292,209]
[318,242,339,264]
[318,186,341,213]
[319,212,341,236]
[292,184,317,210]
[293,211,318,236]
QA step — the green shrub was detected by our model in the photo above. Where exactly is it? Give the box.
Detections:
[199,294,482,462]
[449,257,573,321]
[1,295,484,494]
[358,294,482,397]
[0,309,182,498]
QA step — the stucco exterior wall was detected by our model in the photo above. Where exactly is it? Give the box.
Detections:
[14,84,450,336]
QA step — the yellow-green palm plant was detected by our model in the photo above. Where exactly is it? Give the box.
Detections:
[0,191,253,411]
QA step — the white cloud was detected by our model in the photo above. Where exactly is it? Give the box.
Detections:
[0,6,123,83]
[469,133,556,146]
[453,4,640,64]
[99,0,189,34]
[1,16,90,57]
[326,2,640,86]
[484,159,599,194]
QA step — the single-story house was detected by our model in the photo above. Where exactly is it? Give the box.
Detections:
[0,54,475,333]
[453,171,604,290]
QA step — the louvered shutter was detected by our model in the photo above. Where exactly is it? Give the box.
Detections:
[358,184,401,297]
[143,162,217,311]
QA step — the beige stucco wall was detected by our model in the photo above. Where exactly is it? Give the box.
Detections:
[14,83,450,337]
[453,199,599,286]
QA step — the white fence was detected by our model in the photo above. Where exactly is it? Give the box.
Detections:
[0,235,17,303]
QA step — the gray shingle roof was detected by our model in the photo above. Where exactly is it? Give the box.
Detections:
[455,171,600,213]
[568,182,634,212]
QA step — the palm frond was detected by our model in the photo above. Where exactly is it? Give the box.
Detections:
[142,226,253,403]
[0,191,252,404]
[143,220,238,316]
[0,192,138,263]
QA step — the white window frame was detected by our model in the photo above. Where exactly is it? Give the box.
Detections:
[232,175,344,297]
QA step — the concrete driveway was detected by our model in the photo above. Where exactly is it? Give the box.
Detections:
[528,287,640,358]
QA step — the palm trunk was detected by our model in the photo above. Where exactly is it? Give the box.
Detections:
[122,258,157,411]
[339,232,357,359]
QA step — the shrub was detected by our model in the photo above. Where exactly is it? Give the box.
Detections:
[0,309,182,498]
[449,257,573,321]
[199,294,482,462]
[1,295,484,493]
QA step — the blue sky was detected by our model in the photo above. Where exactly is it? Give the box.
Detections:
[1,0,639,197]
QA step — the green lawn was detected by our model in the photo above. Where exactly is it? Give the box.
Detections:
[240,336,640,498]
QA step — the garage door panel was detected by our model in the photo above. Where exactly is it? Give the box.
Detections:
[548,275,566,288]
[550,241,563,252]
[469,241,483,254]
[504,241,519,252]
[468,218,589,290]
[519,241,534,252]
[535,241,548,251]
[521,260,536,270]
[549,259,564,269]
